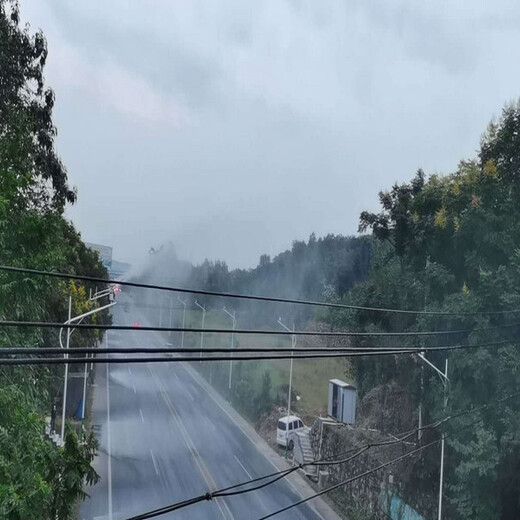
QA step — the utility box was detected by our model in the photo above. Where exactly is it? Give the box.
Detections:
[328,379,356,423]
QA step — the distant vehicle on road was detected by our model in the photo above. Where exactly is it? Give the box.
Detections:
[276,415,305,450]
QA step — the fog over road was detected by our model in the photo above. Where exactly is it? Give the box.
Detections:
[80,295,338,520]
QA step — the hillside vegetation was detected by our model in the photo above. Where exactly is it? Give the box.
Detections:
[335,102,520,519]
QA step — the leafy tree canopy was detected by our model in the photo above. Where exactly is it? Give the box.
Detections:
[349,101,520,520]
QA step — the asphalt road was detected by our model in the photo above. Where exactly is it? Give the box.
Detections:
[80,295,337,520]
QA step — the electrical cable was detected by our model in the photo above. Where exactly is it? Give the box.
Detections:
[316,389,520,463]
[257,439,441,520]
[230,390,520,496]
[0,349,424,366]
[0,345,422,355]
[128,442,440,520]
[1,337,520,364]
[256,410,502,520]
[0,318,518,338]
[119,391,520,519]
[2,264,519,316]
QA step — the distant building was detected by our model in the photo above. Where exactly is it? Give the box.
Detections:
[85,242,113,269]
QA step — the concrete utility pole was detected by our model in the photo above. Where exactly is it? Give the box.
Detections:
[177,296,187,348]
[278,317,296,460]
[277,318,296,417]
[195,300,206,362]
[417,352,449,520]
[223,307,236,390]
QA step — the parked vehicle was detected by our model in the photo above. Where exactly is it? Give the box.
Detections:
[276,415,305,450]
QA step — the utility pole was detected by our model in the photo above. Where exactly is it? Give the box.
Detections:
[195,300,206,363]
[223,307,236,390]
[278,318,296,418]
[178,295,187,348]
[60,296,72,445]
[278,317,296,460]
[417,353,449,520]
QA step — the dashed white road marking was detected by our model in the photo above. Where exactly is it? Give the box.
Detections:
[133,383,137,395]
[139,408,145,423]
[178,362,312,508]
[150,449,159,475]
[234,455,252,480]
[148,364,233,520]
[128,367,132,376]
[186,387,196,401]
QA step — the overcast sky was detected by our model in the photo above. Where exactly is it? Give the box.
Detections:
[22,0,520,268]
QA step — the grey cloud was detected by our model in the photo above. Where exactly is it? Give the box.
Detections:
[47,1,223,109]
[19,0,520,269]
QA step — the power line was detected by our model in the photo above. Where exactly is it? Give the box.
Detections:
[125,444,434,520]
[0,349,422,366]
[122,391,519,520]
[0,346,420,355]
[1,318,518,338]
[1,337,519,364]
[256,411,501,520]
[317,389,520,464]
[2,264,519,316]
[256,393,520,519]
[257,440,441,519]
[127,442,440,520]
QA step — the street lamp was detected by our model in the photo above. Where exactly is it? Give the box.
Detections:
[277,317,296,418]
[177,295,187,348]
[417,352,449,520]
[59,297,116,444]
[223,307,236,390]
[194,300,206,363]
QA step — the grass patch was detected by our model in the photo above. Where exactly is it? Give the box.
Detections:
[267,357,353,416]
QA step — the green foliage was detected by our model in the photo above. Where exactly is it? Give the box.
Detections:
[47,429,99,519]
[0,2,107,516]
[0,387,98,520]
[0,0,75,211]
[226,364,275,422]
[351,101,520,519]
[253,371,272,418]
